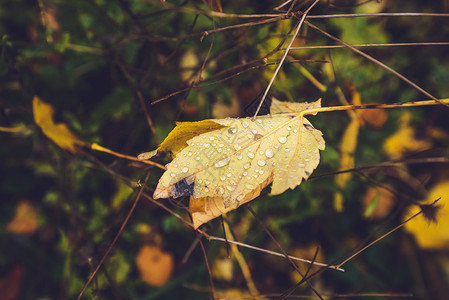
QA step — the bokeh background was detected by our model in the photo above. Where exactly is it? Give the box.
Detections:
[1,0,449,299]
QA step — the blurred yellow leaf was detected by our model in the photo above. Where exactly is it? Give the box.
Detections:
[136,244,174,287]
[404,181,449,250]
[180,51,199,83]
[33,96,87,153]
[6,201,39,235]
[383,111,432,159]
[151,99,325,228]
[212,97,240,119]
[111,180,134,210]
[334,88,361,212]
[216,289,253,299]
[212,249,234,282]
[290,243,325,284]
[360,109,388,129]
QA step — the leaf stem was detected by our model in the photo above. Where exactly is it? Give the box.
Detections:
[300,98,449,117]
[91,143,166,170]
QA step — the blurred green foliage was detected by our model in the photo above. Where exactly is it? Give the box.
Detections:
[1,0,449,299]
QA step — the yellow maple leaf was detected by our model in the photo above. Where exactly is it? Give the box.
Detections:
[33,96,87,153]
[150,99,325,228]
[404,181,449,250]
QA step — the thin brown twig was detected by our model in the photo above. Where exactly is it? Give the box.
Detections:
[305,20,449,107]
[151,58,326,105]
[253,0,320,119]
[336,198,441,268]
[207,235,344,271]
[287,41,449,50]
[134,15,286,42]
[158,5,449,19]
[307,12,449,19]
[246,204,323,300]
[76,171,151,300]
[142,193,194,228]
[310,157,449,180]
[140,192,344,272]
[116,62,160,145]
[182,236,201,264]
[222,222,260,297]
[136,89,159,145]
[198,237,217,300]
[153,4,288,19]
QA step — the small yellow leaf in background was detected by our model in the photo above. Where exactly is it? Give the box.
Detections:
[6,201,39,235]
[360,109,388,129]
[404,181,449,250]
[180,51,199,83]
[383,111,432,159]
[334,88,361,212]
[212,248,234,282]
[151,99,325,228]
[136,244,174,287]
[33,96,87,153]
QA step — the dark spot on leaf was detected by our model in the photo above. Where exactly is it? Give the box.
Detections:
[173,179,194,198]
[305,170,310,176]
[254,133,263,140]
[303,123,314,130]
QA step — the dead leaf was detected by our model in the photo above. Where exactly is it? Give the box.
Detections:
[151,99,325,228]
[383,111,432,159]
[404,180,449,250]
[136,244,174,287]
[6,201,39,235]
[33,96,87,153]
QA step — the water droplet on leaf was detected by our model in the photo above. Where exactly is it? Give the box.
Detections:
[265,149,274,158]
